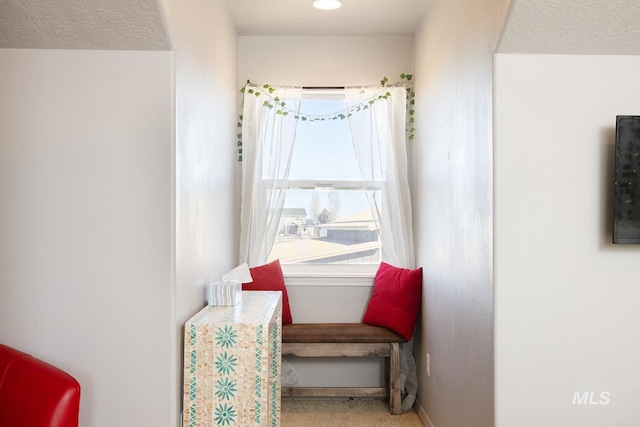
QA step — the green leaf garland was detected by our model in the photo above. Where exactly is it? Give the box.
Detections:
[237,74,415,161]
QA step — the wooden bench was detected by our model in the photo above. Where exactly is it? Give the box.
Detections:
[281,323,407,415]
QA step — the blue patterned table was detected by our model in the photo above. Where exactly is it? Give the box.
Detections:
[183,291,282,427]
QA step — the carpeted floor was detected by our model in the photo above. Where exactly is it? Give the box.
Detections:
[281,398,424,426]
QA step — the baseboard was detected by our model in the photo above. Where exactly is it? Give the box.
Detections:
[414,398,435,427]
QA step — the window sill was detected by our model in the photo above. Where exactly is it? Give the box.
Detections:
[282,265,376,286]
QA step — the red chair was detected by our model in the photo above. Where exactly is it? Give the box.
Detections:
[0,344,80,427]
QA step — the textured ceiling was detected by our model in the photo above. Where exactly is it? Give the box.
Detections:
[6,0,637,53]
[498,0,640,54]
[0,0,170,50]
[224,0,428,36]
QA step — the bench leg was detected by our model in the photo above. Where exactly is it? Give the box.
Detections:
[389,342,401,415]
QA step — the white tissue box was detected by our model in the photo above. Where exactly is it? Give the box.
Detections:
[207,281,243,306]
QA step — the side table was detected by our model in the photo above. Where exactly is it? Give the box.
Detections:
[183,291,282,427]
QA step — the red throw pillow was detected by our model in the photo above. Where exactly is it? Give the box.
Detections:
[242,259,293,324]
[362,262,422,341]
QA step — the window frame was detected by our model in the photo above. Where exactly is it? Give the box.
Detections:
[270,178,383,275]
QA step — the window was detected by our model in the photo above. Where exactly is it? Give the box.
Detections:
[239,84,415,274]
[267,95,382,267]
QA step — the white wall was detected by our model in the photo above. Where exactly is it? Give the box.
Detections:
[238,36,413,87]
[0,1,238,425]
[412,0,510,425]
[161,0,238,422]
[0,49,174,426]
[238,35,413,387]
[494,54,640,426]
[0,0,238,426]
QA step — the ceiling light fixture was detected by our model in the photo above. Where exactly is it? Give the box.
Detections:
[312,0,343,11]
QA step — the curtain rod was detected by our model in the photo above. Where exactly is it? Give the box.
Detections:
[302,86,345,90]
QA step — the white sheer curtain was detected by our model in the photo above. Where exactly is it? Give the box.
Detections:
[346,85,415,269]
[347,84,418,410]
[238,85,302,266]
